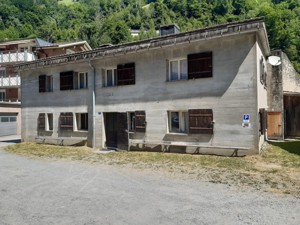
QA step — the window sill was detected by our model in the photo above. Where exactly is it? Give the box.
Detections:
[166,79,188,83]
[74,130,88,133]
[167,132,188,136]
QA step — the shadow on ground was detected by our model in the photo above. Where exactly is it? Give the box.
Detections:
[268,141,300,156]
[0,139,21,144]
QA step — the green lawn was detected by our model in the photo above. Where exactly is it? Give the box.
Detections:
[5,141,300,197]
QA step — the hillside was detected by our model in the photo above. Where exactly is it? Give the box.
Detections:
[0,0,299,71]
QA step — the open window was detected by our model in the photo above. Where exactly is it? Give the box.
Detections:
[188,109,213,134]
[38,113,53,131]
[39,75,53,92]
[59,112,73,130]
[128,111,146,132]
[75,113,88,131]
[168,111,188,133]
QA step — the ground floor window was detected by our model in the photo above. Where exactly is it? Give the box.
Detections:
[38,113,53,131]
[168,111,188,133]
[75,113,88,131]
[60,112,73,130]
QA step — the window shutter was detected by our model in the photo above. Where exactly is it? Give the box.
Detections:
[117,63,135,86]
[60,71,74,90]
[39,75,46,92]
[135,111,146,132]
[188,109,213,134]
[38,113,45,129]
[188,52,212,79]
[259,109,266,135]
[60,112,73,130]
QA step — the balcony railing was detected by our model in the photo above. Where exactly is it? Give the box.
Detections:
[0,50,36,63]
[0,75,21,87]
[0,98,20,103]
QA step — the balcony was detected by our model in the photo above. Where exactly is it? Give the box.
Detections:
[0,50,36,63]
[0,75,21,88]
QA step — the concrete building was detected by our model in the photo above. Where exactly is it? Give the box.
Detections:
[0,38,91,136]
[267,50,300,139]
[17,18,272,155]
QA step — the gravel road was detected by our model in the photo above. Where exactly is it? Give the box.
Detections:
[0,145,299,225]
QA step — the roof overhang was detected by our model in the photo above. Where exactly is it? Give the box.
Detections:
[15,17,270,72]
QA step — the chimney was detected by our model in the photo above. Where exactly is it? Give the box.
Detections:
[159,24,180,36]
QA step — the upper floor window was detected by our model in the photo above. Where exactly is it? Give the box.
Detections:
[105,68,117,87]
[188,52,213,79]
[39,75,53,92]
[0,68,6,77]
[117,63,135,86]
[169,59,187,81]
[60,71,88,90]
[103,63,135,87]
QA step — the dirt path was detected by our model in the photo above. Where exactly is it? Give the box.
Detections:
[0,149,299,225]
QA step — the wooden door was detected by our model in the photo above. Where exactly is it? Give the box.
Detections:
[267,112,283,139]
[104,113,118,148]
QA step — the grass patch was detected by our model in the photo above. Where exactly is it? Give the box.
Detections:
[5,141,300,197]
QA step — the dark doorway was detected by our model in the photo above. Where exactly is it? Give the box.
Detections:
[284,95,300,137]
[104,113,128,150]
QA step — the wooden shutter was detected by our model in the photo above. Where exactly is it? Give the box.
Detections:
[117,63,135,86]
[38,113,45,129]
[135,111,146,132]
[188,109,213,134]
[39,75,46,92]
[60,71,74,90]
[60,113,73,130]
[188,52,212,79]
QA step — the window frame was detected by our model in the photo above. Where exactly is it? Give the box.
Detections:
[105,68,117,87]
[168,58,188,81]
[39,75,53,93]
[75,113,88,131]
[74,72,88,89]
[168,111,188,134]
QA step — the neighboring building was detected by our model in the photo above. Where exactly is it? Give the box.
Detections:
[17,18,271,155]
[267,50,300,139]
[0,38,91,137]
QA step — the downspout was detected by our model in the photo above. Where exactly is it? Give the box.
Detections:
[88,60,96,148]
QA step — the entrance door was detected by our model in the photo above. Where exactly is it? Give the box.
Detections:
[267,112,283,139]
[104,113,128,149]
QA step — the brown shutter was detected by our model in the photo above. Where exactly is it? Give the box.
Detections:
[188,109,213,134]
[60,113,73,130]
[188,52,212,79]
[117,63,135,86]
[60,71,74,90]
[39,75,46,92]
[38,113,45,129]
[259,109,266,135]
[135,111,146,132]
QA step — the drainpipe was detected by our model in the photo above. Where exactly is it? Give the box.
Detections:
[88,60,96,148]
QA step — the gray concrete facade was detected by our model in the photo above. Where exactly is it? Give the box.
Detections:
[18,18,270,155]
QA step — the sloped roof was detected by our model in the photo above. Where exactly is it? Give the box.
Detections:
[16,17,270,71]
[35,38,55,47]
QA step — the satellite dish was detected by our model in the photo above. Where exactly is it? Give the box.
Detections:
[267,56,281,66]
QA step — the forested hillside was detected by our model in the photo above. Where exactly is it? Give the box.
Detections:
[0,0,299,71]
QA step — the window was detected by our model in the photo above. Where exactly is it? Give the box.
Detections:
[74,72,88,89]
[0,91,5,101]
[0,68,6,77]
[38,113,53,131]
[188,109,213,134]
[60,71,74,90]
[39,75,53,92]
[168,109,213,134]
[169,59,187,81]
[117,63,135,86]
[60,112,73,130]
[128,111,146,132]
[188,52,212,79]
[60,71,88,90]
[260,57,267,87]
[105,69,117,87]
[168,111,188,133]
[259,109,266,135]
[0,117,16,123]
[75,113,88,131]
